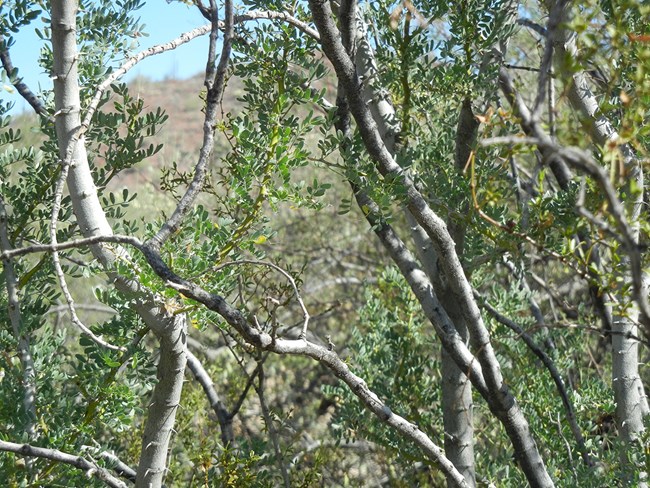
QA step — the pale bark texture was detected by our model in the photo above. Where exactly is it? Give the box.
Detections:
[554,12,648,484]
[186,349,234,445]
[138,244,470,486]
[439,99,479,488]
[349,13,476,483]
[0,440,127,488]
[50,2,188,486]
[309,2,553,485]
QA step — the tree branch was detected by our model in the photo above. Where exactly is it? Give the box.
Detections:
[148,0,234,250]
[499,67,650,334]
[129,240,468,485]
[185,349,234,445]
[0,35,51,119]
[476,293,594,467]
[0,440,127,488]
[50,2,188,486]
[309,1,553,484]
[97,451,137,483]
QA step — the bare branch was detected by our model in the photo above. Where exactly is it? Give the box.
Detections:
[0,234,142,260]
[214,260,311,340]
[97,451,136,483]
[480,135,542,147]
[235,10,320,41]
[46,304,116,316]
[185,349,234,444]
[0,440,127,488]
[476,293,594,467]
[127,241,468,485]
[0,34,51,119]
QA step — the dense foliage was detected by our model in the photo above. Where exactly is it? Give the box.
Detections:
[0,0,649,486]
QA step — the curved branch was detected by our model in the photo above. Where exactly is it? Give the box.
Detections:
[235,10,320,41]
[0,217,466,484]
[132,243,468,486]
[477,294,594,467]
[0,35,51,119]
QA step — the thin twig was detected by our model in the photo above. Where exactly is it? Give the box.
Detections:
[0,234,142,260]
[214,260,311,340]
[48,231,122,350]
[530,322,650,348]
[227,361,263,421]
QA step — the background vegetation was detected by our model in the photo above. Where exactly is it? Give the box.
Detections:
[0,0,649,486]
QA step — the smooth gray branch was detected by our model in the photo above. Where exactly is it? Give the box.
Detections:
[477,293,594,467]
[185,349,234,444]
[0,440,127,488]
[0,34,51,119]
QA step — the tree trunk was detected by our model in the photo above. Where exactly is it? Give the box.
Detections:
[310,2,554,485]
[352,14,477,484]
[51,2,188,486]
[553,15,648,484]
[439,99,480,488]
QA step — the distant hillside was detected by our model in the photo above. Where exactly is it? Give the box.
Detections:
[108,73,248,195]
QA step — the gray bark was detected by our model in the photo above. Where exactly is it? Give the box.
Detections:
[137,241,469,486]
[50,2,187,486]
[309,2,553,486]
[186,350,234,445]
[522,2,649,479]
[349,13,476,484]
[555,18,648,484]
[0,440,127,488]
[439,99,479,487]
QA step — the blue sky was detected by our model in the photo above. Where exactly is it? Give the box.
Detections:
[3,1,212,114]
